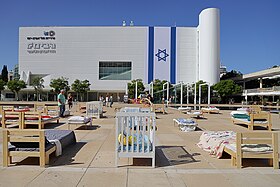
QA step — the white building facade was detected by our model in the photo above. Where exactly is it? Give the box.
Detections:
[19,8,220,100]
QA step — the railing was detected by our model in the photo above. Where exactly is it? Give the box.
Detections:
[243,86,280,94]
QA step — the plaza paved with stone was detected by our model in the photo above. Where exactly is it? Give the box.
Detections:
[0,103,280,187]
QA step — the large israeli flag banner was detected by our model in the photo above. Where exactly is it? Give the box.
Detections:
[153,27,171,81]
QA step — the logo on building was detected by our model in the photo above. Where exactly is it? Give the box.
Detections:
[27,31,56,40]
[155,49,169,62]
[44,30,55,37]
[26,31,57,54]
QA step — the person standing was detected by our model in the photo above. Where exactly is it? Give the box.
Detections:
[58,90,66,117]
[110,95,113,108]
[105,95,109,107]
[68,93,73,109]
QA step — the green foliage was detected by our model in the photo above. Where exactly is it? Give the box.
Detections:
[128,79,145,99]
[212,80,241,103]
[31,77,44,101]
[262,78,280,88]
[220,70,242,80]
[1,65,8,82]
[71,79,91,101]
[7,80,26,100]
[50,77,70,93]
[152,79,171,93]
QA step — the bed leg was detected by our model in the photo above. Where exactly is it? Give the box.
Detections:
[45,155,50,165]
[231,156,236,166]
[248,125,253,130]
[3,130,9,167]
[40,156,46,167]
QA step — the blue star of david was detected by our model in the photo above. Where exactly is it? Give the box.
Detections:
[155,49,169,62]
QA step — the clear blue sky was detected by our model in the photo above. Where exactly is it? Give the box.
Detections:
[0,0,279,74]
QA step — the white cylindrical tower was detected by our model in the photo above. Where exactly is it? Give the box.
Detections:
[198,8,220,85]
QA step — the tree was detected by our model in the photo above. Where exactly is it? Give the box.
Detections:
[71,79,91,101]
[31,77,44,101]
[50,77,70,93]
[0,79,6,100]
[152,79,170,93]
[220,70,242,80]
[212,80,241,103]
[1,65,8,83]
[7,80,26,100]
[128,79,145,99]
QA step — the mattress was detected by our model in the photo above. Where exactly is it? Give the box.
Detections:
[9,130,76,152]
[68,116,91,124]
[45,130,76,149]
[233,118,268,124]
[225,143,273,153]
[230,111,249,119]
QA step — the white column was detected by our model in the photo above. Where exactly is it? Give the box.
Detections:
[199,84,202,110]
[180,82,183,107]
[194,83,197,110]
[187,84,189,105]
[135,81,138,99]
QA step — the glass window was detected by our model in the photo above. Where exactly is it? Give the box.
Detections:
[99,61,132,80]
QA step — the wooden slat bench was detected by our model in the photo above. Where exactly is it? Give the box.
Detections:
[2,129,56,167]
[224,132,279,169]
[232,112,272,130]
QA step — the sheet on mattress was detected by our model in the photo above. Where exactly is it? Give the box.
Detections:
[233,118,268,124]
[45,130,76,149]
[9,143,55,152]
[68,116,91,124]
[225,143,273,153]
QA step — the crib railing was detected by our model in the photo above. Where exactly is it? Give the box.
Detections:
[115,111,156,167]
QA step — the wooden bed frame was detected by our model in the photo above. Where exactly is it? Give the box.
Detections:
[0,105,15,112]
[141,98,166,114]
[44,106,59,116]
[224,132,278,169]
[34,103,45,112]
[232,112,272,130]
[1,111,23,129]
[152,104,166,114]
[201,107,220,114]
[2,129,56,167]
[22,111,60,129]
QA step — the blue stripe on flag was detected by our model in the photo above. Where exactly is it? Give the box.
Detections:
[170,27,176,84]
[148,27,154,83]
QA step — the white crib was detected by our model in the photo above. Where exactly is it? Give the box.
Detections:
[115,110,156,168]
[86,101,103,119]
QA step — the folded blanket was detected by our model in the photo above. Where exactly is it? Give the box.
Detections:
[49,139,62,156]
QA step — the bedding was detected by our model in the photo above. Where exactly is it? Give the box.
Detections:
[197,131,236,158]
[9,130,76,154]
[173,118,197,132]
[197,131,274,158]
[68,116,91,124]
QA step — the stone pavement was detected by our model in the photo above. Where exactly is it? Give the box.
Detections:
[0,103,280,187]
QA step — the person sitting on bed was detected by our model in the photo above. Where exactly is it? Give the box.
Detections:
[58,90,66,117]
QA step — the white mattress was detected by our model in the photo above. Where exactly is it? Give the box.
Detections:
[68,116,91,124]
